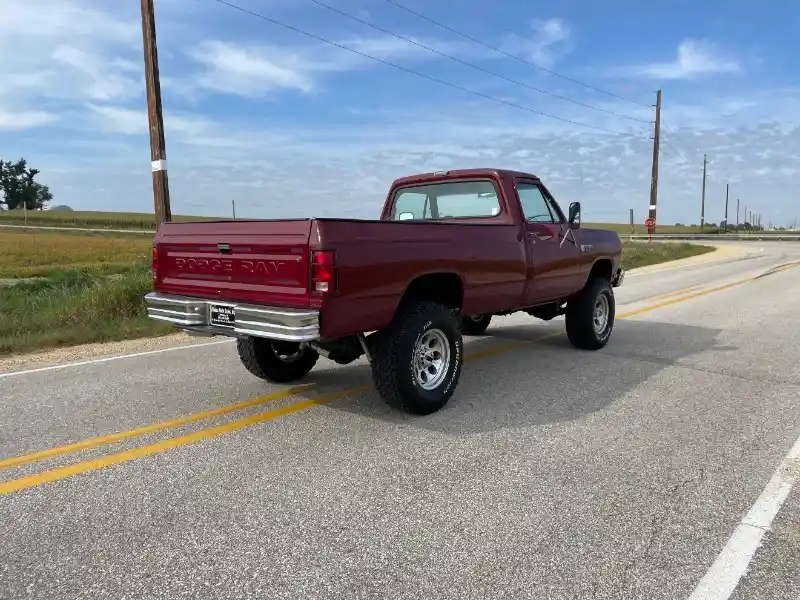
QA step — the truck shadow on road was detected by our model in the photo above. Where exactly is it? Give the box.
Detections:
[316,319,734,434]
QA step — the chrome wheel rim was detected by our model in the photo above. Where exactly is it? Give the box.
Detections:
[413,328,451,390]
[593,294,609,335]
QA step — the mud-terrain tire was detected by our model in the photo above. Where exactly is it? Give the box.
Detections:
[460,313,492,335]
[565,277,615,350]
[371,302,464,415]
[237,337,319,382]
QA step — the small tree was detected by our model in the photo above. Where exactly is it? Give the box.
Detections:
[0,158,52,210]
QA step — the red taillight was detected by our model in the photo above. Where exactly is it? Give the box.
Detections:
[152,246,158,283]
[311,250,336,294]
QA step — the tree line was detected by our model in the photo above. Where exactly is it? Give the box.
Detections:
[0,158,53,211]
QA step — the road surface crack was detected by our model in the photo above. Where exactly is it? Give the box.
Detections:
[616,467,707,596]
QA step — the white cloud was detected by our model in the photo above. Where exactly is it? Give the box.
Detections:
[184,34,475,98]
[0,0,142,109]
[500,18,571,68]
[624,40,740,80]
[34,87,800,228]
[188,41,317,96]
[0,108,58,131]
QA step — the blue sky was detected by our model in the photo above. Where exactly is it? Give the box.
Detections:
[1,0,799,227]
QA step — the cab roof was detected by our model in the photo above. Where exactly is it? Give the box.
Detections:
[391,168,540,187]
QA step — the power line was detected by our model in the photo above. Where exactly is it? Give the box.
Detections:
[381,0,653,109]
[307,0,651,124]
[660,120,698,158]
[660,137,685,161]
[211,0,652,140]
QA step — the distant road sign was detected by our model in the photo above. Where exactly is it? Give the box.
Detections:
[645,217,656,228]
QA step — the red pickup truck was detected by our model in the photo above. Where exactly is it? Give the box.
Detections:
[145,168,624,414]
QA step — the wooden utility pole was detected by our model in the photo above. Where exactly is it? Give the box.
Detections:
[232,199,236,219]
[648,89,662,233]
[724,183,729,233]
[700,153,707,232]
[140,0,172,229]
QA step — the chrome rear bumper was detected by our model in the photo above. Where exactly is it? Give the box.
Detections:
[612,267,625,287]
[144,292,320,342]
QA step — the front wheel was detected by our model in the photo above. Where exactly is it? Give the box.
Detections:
[565,277,615,350]
[371,301,464,415]
[237,337,319,383]
[460,313,492,335]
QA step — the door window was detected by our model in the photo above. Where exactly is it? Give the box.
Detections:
[517,183,556,224]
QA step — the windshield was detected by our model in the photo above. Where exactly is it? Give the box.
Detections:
[389,180,501,220]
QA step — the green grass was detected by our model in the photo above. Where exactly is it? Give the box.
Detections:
[0,229,715,356]
[0,266,173,355]
[620,241,715,270]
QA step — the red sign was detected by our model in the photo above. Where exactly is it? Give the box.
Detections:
[645,217,656,228]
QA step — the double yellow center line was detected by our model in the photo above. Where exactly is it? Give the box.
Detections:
[1,265,797,495]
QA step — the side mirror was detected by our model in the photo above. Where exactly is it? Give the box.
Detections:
[398,212,414,221]
[568,202,581,229]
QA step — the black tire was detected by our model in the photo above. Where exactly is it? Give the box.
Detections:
[371,302,464,415]
[460,313,492,335]
[237,337,319,383]
[565,277,615,350]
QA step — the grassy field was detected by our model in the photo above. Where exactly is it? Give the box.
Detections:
[0,231,171,355]
[0,209,787,235]
[0,230,152,278]
[620,241,715,269]
[0,209,215,230]
[0,230,714,355]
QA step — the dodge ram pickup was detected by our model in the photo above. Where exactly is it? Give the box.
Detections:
[145,168,624,414]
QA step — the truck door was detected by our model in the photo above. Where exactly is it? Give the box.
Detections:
[515,180,582,304]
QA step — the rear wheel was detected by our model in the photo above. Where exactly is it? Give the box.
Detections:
[460,313,492,335]
[565,277,615,350]
[371,301,463,415]
[237,337,319,382]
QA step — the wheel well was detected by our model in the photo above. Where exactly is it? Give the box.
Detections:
[589,259,613,281]
[399,273,463,310]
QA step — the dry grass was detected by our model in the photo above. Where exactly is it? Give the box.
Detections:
[0,230,152,278]
[0,209,214,230]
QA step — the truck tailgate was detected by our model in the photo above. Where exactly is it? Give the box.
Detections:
[154,219,313,307]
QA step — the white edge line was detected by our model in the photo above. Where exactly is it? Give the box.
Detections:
[0,339,234,380]
[687,435,800,600]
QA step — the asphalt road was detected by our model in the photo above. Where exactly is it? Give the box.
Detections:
[1,242,799,600]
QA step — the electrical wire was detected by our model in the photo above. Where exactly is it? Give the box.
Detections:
[307,0,652,124]
[660,136,685,161]
[381,0,654,109]
[211,0,652,140]
[660,120,697,158]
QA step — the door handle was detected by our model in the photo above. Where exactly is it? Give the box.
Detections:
[528,232,553,240]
